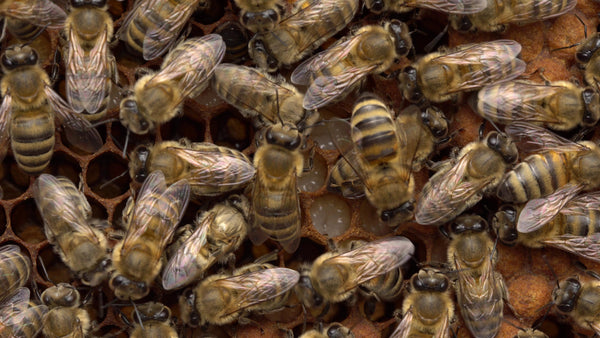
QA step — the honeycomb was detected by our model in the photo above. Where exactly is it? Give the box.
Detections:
[2,0,600,337]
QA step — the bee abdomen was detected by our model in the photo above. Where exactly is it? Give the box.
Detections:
[11,113,55,175]
[361,268,403,301]
[0,250,30,297]
[352,96,397,163]
[561,209,600,235]
[497,152,569,203]
[5,19,43,41]
[11,306,46,338]
[463,302,503,338]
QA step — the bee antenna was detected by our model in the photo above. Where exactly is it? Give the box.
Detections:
[576,13,587,39]
[503,319,526,331]
[0,19,5,42]
[37,255,54,285]
[122,128,131,158]
[99,169,129,190]
[118,308,134,328]
[424,24,448,53]
[131,300,144,331]
[488,119,503,134]
[89,118,119,129]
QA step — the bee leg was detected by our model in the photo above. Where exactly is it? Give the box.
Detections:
[303,145,316,173]
[50,49,61,85]
[134,67,154,80]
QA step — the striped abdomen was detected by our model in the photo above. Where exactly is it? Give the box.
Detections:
[497,151,570,203]
[555,209,600,237]
[512,0,576,22]
[5,18,43,41]
[0,247,31,301]
[360,267,404,301]
[38,176,90,237]
[458,282,504,338]
[328,158,364,198]
[4,305,47,338]
[11,108,55,175]
[351,94,399,164]
[135,192,182,243]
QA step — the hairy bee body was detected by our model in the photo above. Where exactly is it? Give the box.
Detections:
[119,35,225,134]
[327,157,365,199]
[364,0,486,14]
[399,40,525,104]
[416,132,518,226]
[110,171,190,300]
[295,263,338,321]
[249,0,359,71]
[576,33,600,89]
[234,0,286,33]
[250,124,303,253]
[0,288,47,338]
[0,245,31,302]
[212,64,319,132]
[449,0,575,32]
[391,268,455,337]
[63,0,116,123]
[447,215,508,338]
[553,277,600,334]
[41,284,90,338]
[214,22,249,63]
[129,140,255,198]
[474,81,600,132]
[0,0,66,41]
[129,302,177,338]
[299,323,354,338]
[291,21,411,110]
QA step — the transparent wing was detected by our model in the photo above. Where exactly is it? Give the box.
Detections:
[476,82,565,125]
[0,287,29,321]
[2,0,66,28]
[216,268,299,316]
[44,87,103,153]
[66,26,111,115]
[431,40,525,94]
[149,35,225,98]
[505,121,588,154]
[415,153,491,225]
[169,146,255,191]
[561,191,600,214]
[325,237,415,290]
[33,174,99,241]
[589,322,600,336]
[543,233,600,263]
[417,0,487,14]
[0,247,29,297]
[494,0,576,23]
[0,94,13,167]
[390,308,413,338]
[122,171,190,254]
[454,253,498,321]
[517,184,584,233]
[162,213,212,290]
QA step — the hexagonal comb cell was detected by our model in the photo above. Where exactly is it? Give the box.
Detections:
[298,152,327,193]
[11,199,45,244]
[210,110,253,151]
[359,200,394,236]
[46,152,81,186]
[0,155,30,200]
[160,113,205,142]
[309,194,352,238]
[36,245,73,284]
[86,152,131,199]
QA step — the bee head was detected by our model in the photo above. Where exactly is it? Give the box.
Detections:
[412,269,449,292]
[486,131,518,164]
[133,302,171,324]
[367,0,385,13]
[2,46,38,71]
[120,98,154,135]
[264,124,302,150]
[449,15,474,32]
[71,0,106,7]
[241,9,280,33]
[553,277,582,313]
[326,323,352,338]
[399,66,423,103]
[581,88,600,127]
[450,214,487,235]
[576,34,600,64]
[388,20,412,57]
[81,258,111,286]
[41,283,81,308]
[130,145,151,182]
[380,200,414,223]
[180,288,201,327]
[109,274,149,300]
[492,205,519,246]
[420,106,449,138]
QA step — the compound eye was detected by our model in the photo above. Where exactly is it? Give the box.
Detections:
[451,221,466,234]
[26,50,38,65]
[287,133,301,150]
[458,16,472,31]
[2,54,15,70]
[265,127,276,144]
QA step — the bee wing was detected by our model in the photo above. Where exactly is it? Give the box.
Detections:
[33,174,100,241]
[326,237,415,289]
[542,233,600,263]
[390,308,413,338]
[505,121,589,154]
[415,153,491,225]
[561,191,600,213]
[149,35,225,99]
[494,0,576,24]
[44,87,103,153]
[217,268,300,316]
[66,26,111,115]
[454,253,498,321]
[517,183,584,233]
[291,33,363,86]
[416,0,486,13]
[588,322,600,336]
[162,213,213,290]
[1,0,66,28]
[432,40,525,94]
[0,94,13,167]
[476,82,566,125]
[122,171,191,254]
[0,287,29,317]
[168,146,256,193]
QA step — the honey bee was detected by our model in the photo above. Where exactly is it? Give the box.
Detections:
[552,275,600,334]
[309,237,414,303]
[119,35,225,135]
[128,139,255,198]
[110,170,190,300]
[390,268,455,338]
[449,0,576,32]
[40,283,90,338]
[0,287,47,338]
[0,0,66,41]
[249,123,303,253]
[473,80,600,132]
[575,33,600,89]
[63,0,117,123]
[0,245,31,303]
[248,0,360,71]
[446,214,509,338]
[294,263,338,322]
[162,194,249,290]
[516,329,549,338]
[183,266,299,325]
[415,131,518,226]
[213,21,249,64]
[364,0,486,14]
[492,191,600,263]
[33,174,110,286]
[0,45,103,175]
[497,122,600,231]
[129,302,177,338]
[234,0,287,33]
[327,94,417,225]
[291,20,412,110]
[299,323,355,338]
[398,40,526,104]
[116,0,206,60]
[212,63,320,132]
